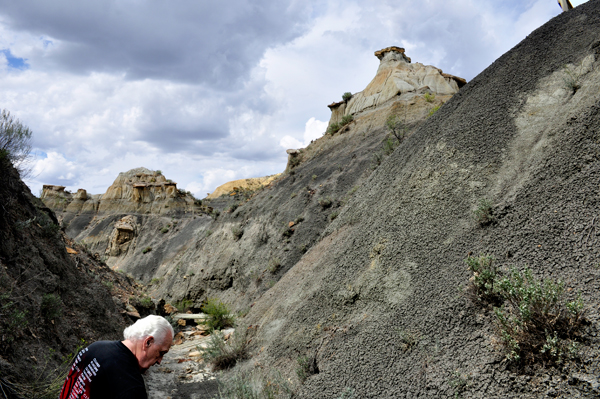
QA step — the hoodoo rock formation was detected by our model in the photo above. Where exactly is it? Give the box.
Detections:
[328,46,466,128]
[41,167,200,221]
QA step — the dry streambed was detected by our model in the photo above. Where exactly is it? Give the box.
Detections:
[145,326,233,399]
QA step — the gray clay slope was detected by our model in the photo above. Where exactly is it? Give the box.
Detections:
[241,3,600,398]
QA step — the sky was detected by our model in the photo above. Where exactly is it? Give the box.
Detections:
[0,0,591,197]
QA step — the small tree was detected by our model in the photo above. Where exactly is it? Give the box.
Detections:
[0,109,33,176]
[386,115,408,144]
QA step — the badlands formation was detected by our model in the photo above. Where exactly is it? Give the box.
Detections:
[29,2,600,396]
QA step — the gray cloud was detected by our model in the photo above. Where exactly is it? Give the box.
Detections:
[0,1,315,88]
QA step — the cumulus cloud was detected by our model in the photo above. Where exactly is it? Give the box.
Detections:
[0,0,565,198]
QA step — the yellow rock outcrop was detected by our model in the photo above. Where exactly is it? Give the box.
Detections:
[206,174,281,199]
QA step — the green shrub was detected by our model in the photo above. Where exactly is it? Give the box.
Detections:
[327,122,341,135]
[464,254,499,302]
[155,170,162,175]
[340,114,353,125]
[493,267,585,364]
[397,329,419,352]
[318,197,333,209]
[267,257,281,274]
[0,294,28,343]
[161,226,170,234]
[382,136,397,156]
[386,115,408,144]
[201,298,235,332]
[296,355,318,383]
[428,105,441,117]
[342,92,352,102]
[563,64,582,94]
[329,211,339,221]
[217,368,293,398]
[473,198,495,226]
[142,246,152,254]
[138,296,154,308]
[174,299,193,313]
[424,92,436,102]
[102,281,114,291]
[200,327,250,370]
[38,213,60,238]
[150,277,162,286]
[337,388,355,399]
[449,370,471,398]
[40,293,62,321]
[232,226,244,241]
[288,153,303,168]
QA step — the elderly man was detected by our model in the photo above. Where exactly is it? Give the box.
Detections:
[60,315,174,399]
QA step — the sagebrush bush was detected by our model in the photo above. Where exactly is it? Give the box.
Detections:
[217,368,293,399]
[397,329,419,352]
[318,197,332,209]
[340,114,353,125]
[342,92,353,102]
[296,355,318,383]
[464,254,499,303]
[493,267,585,364]
[473,198,495,226]
[200,327,251,371]
[465,257,586,365]
[174,299,193,313]
[201,298,235,331]
[327,122,341,135]
[424,92,436,103]
[232,226,243,241]
[267,257,281,274]
[562,64,582,94]
[40,293,62,321]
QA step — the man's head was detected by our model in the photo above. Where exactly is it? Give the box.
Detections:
[123,315,174,371]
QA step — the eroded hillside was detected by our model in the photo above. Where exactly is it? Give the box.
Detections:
[0,158,149,397]
[38,2,600,396]
[42,46,456,313]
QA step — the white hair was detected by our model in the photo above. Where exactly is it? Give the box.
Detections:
[123,315,174,344]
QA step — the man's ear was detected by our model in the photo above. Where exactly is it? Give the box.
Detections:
[143,336,154,350]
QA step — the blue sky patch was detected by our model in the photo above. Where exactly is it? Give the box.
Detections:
[1,49,29,70]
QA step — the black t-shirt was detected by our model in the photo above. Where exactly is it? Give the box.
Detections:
[59,341,147,399]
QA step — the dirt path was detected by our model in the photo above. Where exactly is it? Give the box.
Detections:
[145,327,223,399]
